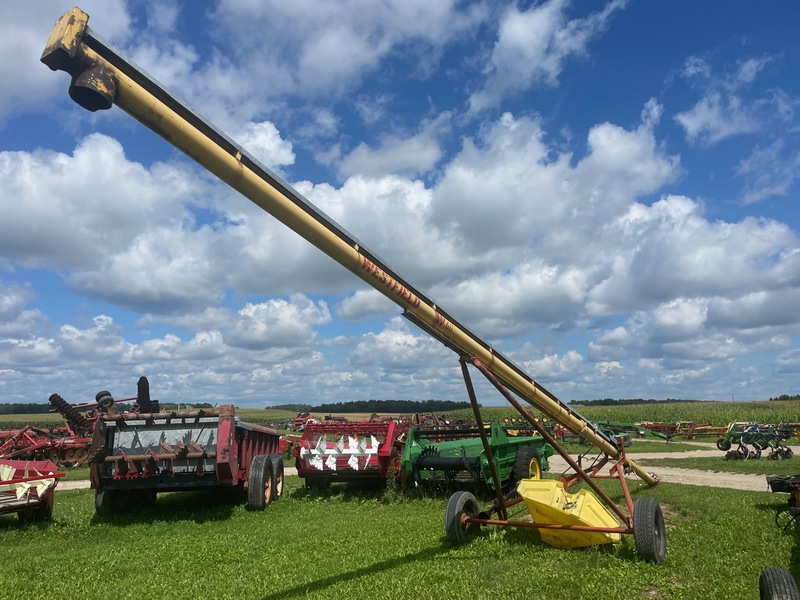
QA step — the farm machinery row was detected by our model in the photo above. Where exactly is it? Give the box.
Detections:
[3,374,287,518]
[715,422,795,460]
[0,388,127,467]
[38,6,670,564]
[293,417,555,492]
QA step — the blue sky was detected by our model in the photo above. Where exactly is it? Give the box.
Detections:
[1,0,799,408]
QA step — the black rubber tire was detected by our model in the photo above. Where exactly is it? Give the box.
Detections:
[759,567,800,600]
[305,477,330,491]
[445,490,481,544]
[132,490,157,508]
[246,455,275,511]
[18,497,53,523]
[95,489,128,516]
[269,454,284,500]
[717,438,732,451]
[633,497,667,563]
[512,446,542,484]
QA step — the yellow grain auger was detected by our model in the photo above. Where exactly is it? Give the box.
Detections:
[42,7,665,562]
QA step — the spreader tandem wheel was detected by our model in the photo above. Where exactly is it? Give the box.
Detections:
[633,497,667,563]
[445,490,481,544]
[247,455,276,511]
[269,454,285,500]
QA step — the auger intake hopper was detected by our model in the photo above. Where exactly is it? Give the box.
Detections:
[517,479,622,549]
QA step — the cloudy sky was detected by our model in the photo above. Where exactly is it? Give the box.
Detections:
[1,1,799,408]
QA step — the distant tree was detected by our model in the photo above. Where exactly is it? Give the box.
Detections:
[313,399,471,413]
[269,404,313,412]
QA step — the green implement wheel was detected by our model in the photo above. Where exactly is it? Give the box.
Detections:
[512,446,542,483]
[633,496,667,564]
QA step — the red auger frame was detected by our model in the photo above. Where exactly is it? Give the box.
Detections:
[438,356,665,562]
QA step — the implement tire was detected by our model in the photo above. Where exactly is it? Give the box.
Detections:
[95,489,128,516]
[759,568,800,600]
[445,490,480,544]
[633,497,667,564]
[246,455,275,511]
[269,454,284,500]
[18,496,54,523]
[512,446,542,484]
[716,438,732,451]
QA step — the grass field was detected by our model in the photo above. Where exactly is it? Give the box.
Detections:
[0,476,796,600]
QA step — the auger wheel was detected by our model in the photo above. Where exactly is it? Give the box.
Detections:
[445,490,481,544]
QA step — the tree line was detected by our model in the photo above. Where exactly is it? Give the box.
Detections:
[0,400,214,415]
[271,399,472,414]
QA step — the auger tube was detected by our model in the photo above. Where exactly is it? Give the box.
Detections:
[41,7,656,486]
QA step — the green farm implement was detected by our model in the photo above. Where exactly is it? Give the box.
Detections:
[401,422,554,490]
[716,422,794,460]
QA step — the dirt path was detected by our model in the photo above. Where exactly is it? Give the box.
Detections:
[545,442,789,492]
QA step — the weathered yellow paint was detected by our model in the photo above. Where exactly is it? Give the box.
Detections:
[41,7,89,72]
[40,7,657,486]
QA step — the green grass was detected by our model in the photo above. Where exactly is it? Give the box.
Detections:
[638,456,800,477]
[0,476,796,599]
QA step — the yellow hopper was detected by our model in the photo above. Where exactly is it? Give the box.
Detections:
[517,479,622,549]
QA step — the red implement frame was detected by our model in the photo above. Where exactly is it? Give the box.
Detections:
[0,459,65,521]
[294,420,407,483]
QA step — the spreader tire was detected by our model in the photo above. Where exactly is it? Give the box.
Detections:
[717,438,732,451]
[445,490,481,544]
[633,496,666,564]
[759,567,800,600]
[512,446,542,483]
[269,454,284,500]
[247,455,275,511]
[95,489,118,516]
[18,496,53,523]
